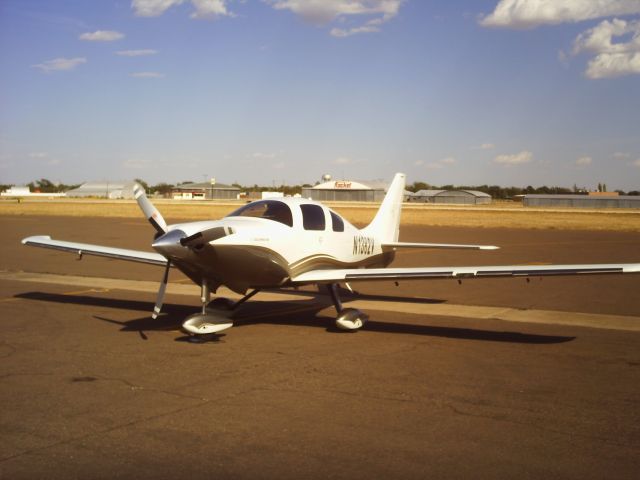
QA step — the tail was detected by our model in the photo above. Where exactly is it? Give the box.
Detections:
[362,173,406,243]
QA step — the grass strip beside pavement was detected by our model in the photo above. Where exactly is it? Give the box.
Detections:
[1,199,639,231]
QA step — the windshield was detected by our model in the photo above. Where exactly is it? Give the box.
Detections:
[227,200,293,227]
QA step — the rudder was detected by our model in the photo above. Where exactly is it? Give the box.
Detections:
[362,173,405,243]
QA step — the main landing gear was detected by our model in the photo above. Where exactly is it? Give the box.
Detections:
[327,283,368,331]
[182,283,260,338]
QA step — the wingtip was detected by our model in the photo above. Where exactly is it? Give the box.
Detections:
[480,246,500,250]
[22,235,51,245]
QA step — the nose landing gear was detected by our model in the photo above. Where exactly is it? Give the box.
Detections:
[181,283,261,338]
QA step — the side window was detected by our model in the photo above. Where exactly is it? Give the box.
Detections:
[300,204,326,231]
[330,211,344,232]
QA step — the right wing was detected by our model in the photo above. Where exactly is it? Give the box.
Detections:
[382,242,499,250]
[291,262,640,284]
[22,235,167,266]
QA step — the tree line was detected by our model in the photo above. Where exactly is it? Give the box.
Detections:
[2,178,639,198]
[404,182,640,198]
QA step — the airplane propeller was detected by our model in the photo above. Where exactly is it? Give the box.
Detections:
[133,183,168,235]
[133,184,236,320]
[133,183,172,319]
[152,260,171,320]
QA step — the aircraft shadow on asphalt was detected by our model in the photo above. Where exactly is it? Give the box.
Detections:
[16,291,575,344]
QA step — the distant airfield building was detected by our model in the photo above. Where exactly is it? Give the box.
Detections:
[65,182,136,199]
[523,194,640,209]
[1,186,65,198]
[408,189,492,205]
[171,181,240,200]
[302,179,387,202]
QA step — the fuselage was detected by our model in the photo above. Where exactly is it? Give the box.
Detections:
[151,197,395,293]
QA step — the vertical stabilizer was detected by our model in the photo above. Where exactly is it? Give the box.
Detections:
[362,173,405,243]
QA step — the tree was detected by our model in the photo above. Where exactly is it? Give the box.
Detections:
[407,181,430,193]
[28,179,59,193]
[134,178,149,193]
[150,183,174,195]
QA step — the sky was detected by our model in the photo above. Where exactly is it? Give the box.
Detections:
[0,0,639,190]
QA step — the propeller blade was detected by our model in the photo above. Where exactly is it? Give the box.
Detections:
[133,183,168,235]
[151,261,171,320]
[180,226,234,249]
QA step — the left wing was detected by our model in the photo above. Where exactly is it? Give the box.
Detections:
[291,262,640,284]
[22,235,167,266]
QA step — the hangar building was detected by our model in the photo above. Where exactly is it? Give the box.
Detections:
[408,189,492,205]
[65,182,136,199]
[523,194,640,209]
[171,182,240,200]
[302,179,386,202]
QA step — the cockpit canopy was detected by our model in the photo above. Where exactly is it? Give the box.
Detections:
[227,200,293,227]
[227,199,349,232]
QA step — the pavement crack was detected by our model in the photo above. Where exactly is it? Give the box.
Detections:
[446,403,640,451]
[0,399,215,464]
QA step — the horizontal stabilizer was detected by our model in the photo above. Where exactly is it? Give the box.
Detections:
[291,262,640,284]
[22,236,167,266]
[382,242,499,251]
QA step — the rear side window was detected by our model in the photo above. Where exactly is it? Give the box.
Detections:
[300,204,326,231]
[330,211,344,232]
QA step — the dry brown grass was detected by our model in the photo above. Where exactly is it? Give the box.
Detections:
[1,198,639,231]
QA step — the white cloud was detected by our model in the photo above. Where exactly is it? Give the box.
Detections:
[267,0,404,37]
[425,162,443,170]
[31,57,87,73]
[273,161,286,169]
[29,152,48,159]
[131,0,402,33]
[572,18,640,78]
[493,150,533,165]
[480,0,640,29]
[413,159,424,166]
[116,49,158,57]
[132,0,232,19]
[132,0,187,16]
[190,0,231,19]
[79,30,125,41]
[331,22,383,38]
[123,158,151,169]
[632,158,640,167]
[576,156,593,166]
[614,152,631,158]
[130,72,165,78]
[471,143,495,150]
[423,156,456,169]
[584,51,640,77]
[333,156,353,165]
[252,152,278,159]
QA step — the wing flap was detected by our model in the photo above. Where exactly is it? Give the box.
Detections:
[291,263,640,284]
[382,242,499,250]
[22,236,167,266]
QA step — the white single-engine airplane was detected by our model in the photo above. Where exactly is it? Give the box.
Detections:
[22,173,640,337]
